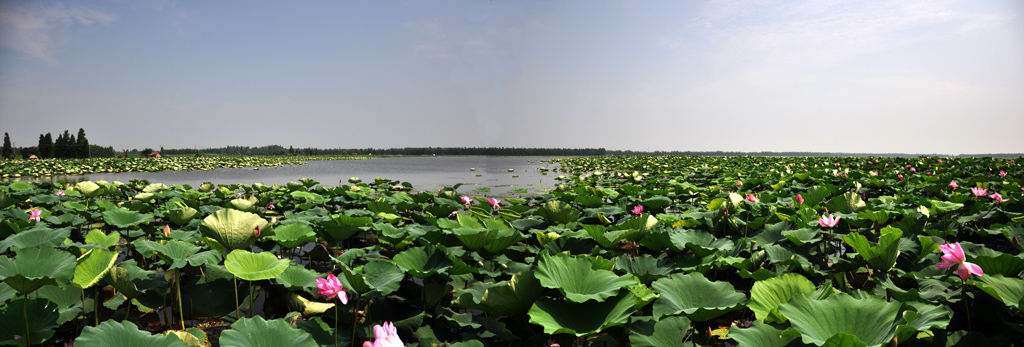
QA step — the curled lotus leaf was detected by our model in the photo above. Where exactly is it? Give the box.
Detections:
[199,209,269,251]
[74,181,102,198]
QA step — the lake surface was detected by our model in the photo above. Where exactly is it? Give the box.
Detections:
[15,156,566,196]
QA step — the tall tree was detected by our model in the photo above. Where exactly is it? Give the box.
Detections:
[76,128,89,158]
[41,133,53,159]
[2,133,13,159]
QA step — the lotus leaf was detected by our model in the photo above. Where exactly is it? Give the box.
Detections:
[103,208,153,229]
[0,298,61,346]
[76,320,188,347]
[71,248,118,289]
[220,315,317,347]
[265,223,316,249]
[778,293,900,347]
[74,181,102,197]
[224,249,289,281]
[535,252,637,303]
[652,272,746,321]
[199,209,269,251]
[0,226,71,252]
[528,291,637,337]
[0,246,76,294]
[629,316,691,347]
[392,245,453,278]
[747,273,817,323]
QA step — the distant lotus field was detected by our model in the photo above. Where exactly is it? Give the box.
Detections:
[0,156,315,178]
[0,155,1021,346]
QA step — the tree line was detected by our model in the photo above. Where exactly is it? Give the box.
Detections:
[2,128,116,159]
[153,146,606,157]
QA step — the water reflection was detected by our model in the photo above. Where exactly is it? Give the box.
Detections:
[4,157,565,196]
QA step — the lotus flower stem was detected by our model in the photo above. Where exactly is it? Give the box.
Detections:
[234,275,240,320]
[248,281,255,318]
[176,271,185,330]
[95,288,100,326]
[24,296,30,347]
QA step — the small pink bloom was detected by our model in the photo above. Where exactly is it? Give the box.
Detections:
[818,214,841,228]
[460,196,473,207]
[948,181,958,189]
[363,321,403,347]
[13,335,20,340]
[316,273,348,304]
[910,167,916,172]
[29,209,41,221]
[989,193,1010,203]
[254,226,261,237]
[164,225,171,238]
[632,205,643,215]
[999,171,1007,177]
[487,198,501,210]
[448,211,458,217]
[898,174,903,180]
[935,242,984,280]
[268,204,275,210]
[745,194,757,203]
[796,194,804,204]
[56,190,65,196]
[971,187,988,197]
[736,180,743,186]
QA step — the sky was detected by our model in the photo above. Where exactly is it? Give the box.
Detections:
[1,0,1022,155]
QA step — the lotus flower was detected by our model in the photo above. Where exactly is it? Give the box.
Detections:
[745,194,757,203]
[164,225,171,238]
[898,174,903,180]
[736,180,743,186]
[268,204,275,210]
[316,273,347,304]
[989,193,1010,203]
[460,196,473,207]
[254,225,261,237]
[488,198,501,210]
[632,205,643,215]
[818,214,840,228]
[56,190,65,196]
[910,167,916,172]
[796,194,804,204]
[363,321,403,347]
[999,171,1007,177]
[948,181,958,189]
[971,187,988,197]
[936,242,984,280]
[29,209,41,221]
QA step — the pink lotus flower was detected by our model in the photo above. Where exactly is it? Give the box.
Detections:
[29,209,41,221]
[363,321,403,347]
[460,196,473,207]
[999,171,1007,177]
[56,190,65,196]
[268,204,275,210]
[632,205,643,215]
[818,214,841,228]
[989,193,1010,203]
[316,273,348,304]
[164,225,171,238]
[948,181,958,189]
[936,242,984,280]
[971,187,988,197]
[910,167,916,172]
[898,174,903,180]
[795,194,804,204]
[254,226,261,237]
[487,198,501,210]
[745,194,757,203]
[736,180,743,186]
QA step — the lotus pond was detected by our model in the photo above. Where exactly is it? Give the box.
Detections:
[0,155,1022,346]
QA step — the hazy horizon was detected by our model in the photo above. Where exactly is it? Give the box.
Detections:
[2,1,1022,155]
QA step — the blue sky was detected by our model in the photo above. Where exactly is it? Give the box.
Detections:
[1,0,1022,155]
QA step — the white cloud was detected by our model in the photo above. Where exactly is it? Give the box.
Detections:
[0,2,116,62]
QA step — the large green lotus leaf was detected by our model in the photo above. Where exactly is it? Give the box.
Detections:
[142,183,171,193]
[893,301,953,343]
[667,230,733,257]
[842,227,902,273]
[318,214,371,242]
[538,200,582,224]
[583,224,637,249]
[528,291,636,337]
[821,333,869,347]
[72,248,118,289]
[0,247,76,294]
[629,315,692,347]
[227,198,257,213]
[104,266,144,298]
[135,240,222,270]
[970,253,1024,277]
[0,298,61,346]
[75,181,103,198]
[224,250,289,281]
[84,229,121,249]
[781,228,821,247]
[265,223,316,249]
[103,208,153,229]
[729,320,804,347]
[748,273,817,323]
[972,274,1024,310]
[199,209,268,251]
[220,316,317,347]
[640,196,673,210]
[392,245,453,279]
[825,192,866,214]
[652,272,746,321]
[535,252,637,303]
[614,254,674,285]
[928,200,964,214]
[296,317,351,347]
[455,271,543,317]
[275,264,322,292]
[777,293,900,347]
[363,260,404,296]
[76,320,188,347]
[0,226,70,252]
[0,283,15,306]
[166,206,199,226]
[801,186,832,207]
[37,284,84,324]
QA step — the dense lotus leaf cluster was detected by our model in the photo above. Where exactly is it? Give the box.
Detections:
[0,155,1021,346]
[0,155,316,178]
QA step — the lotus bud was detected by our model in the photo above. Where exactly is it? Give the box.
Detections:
[164,225,171,238]
[254,225,261,238]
